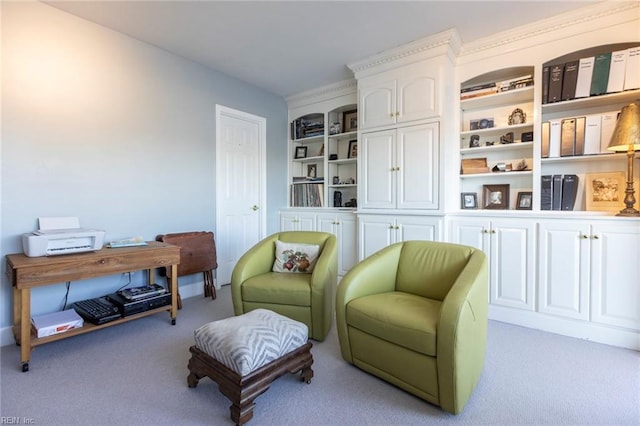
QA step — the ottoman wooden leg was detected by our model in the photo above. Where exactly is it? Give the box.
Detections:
[187,342,313,425]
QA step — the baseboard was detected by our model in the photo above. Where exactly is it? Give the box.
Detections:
[489,305,640,351]
[0,280,212,348]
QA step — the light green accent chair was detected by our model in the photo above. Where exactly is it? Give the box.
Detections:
[336,240,488,414]
[231,231,338,341]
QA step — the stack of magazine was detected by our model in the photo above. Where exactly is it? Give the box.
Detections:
[118,284,167,301]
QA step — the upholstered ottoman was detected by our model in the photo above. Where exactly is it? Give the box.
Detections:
[187,309,314,425]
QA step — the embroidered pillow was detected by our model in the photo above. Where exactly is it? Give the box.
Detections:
[272,241,320,273]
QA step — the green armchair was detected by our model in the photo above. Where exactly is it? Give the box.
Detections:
[336,240,488,414]
[231,231,337,341]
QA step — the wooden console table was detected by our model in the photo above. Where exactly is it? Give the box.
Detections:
[5,241,180,372]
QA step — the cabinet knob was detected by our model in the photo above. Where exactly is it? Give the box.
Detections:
[390,113,395,118]
[389,225,394,229]
[581,234,589,239]
[395,112,400,117]
[592,235,599,240]
[491,229,496,234]
[482,229,489,234]
[335,221,340,225]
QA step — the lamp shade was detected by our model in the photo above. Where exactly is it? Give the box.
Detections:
[607,101,640,152]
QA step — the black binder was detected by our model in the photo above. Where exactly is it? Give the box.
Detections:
[561,60,579,101]
[561,174,579,211]
[542,65,550,104]
[552,175,563,210]
[541,175,553,210]
[548,64,564,103]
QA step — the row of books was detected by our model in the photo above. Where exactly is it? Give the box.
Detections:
[291,117,324,140]
[541,174,579,211]
[290,183,324,207]
[543,46,640,104]
[460,74,534,100]
[541,110,619,158]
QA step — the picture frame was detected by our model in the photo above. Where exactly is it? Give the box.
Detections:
[348,140,358,158]
[294,146,307,159]
[516,191,533,210]
[343,110,358,132]
[461,192,478,209]
[483,184,510,209]
[584,172,626,212]
[307,164,317,179]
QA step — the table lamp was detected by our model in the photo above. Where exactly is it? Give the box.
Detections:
[607,100,640,217]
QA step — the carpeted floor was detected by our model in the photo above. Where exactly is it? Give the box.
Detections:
[1,285,638,425]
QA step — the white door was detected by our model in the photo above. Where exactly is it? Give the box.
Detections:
[397,123,439,210]
[216,105,266,286]
[361,130,396,209]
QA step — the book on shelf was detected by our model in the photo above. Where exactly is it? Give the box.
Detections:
[497,74,533,92]
[552,175,563,211]
[583,114,602,155]
[541,175,553,210]
[547,64,564,103]
[590,52,612,96]
[460,82,497,93]
[624,46,640,90]
[561,60,579,101]
[560,118,576,157]
[561,175,579,211]
[600,111,619,153]
[542,65,550,104]
[606,49,627,93]
[460,86,499,100]
[574,116,585,156]
[290,183,324,207]
[548,119,562,158]
[574,56,595,98]
[541,121,550,158]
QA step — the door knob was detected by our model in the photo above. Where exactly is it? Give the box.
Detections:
[251,205,259,211]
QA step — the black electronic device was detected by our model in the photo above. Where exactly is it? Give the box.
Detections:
[118,283,166,301]
[107,292,171,317]
[73,297,122,325]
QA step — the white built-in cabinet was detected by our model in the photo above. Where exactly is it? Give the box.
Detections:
[317,212,358,276]
[538,219,640,331]
[358,214,443,260]
[449,216,535,311]
[358,60,441,130]
[360,122,439,210]
[280,210,316,231]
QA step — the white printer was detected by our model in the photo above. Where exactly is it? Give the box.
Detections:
[22,217,106,257]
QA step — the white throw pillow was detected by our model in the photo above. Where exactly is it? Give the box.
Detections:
[272,240,320,273]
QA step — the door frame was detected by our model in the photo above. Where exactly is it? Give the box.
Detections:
[215,105,267,285]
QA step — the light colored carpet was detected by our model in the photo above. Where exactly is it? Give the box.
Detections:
[1,285,638,425]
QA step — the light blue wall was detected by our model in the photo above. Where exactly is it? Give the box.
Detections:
[0,2,288,334]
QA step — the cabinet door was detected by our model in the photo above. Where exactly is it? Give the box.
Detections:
[397,123,439,210]
[396,215,442,243]
[360,130,396,209]
[490,219,535,311]
[359,77,396,130]
[397,62,439,123]
[449,218,490,252]
[538,221,590,320]
[317,212,358,277]
[591,222,640,331]
[280,211,316,231]
[358,215,394,260]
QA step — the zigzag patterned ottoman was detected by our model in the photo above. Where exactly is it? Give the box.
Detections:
[187,309,314,425]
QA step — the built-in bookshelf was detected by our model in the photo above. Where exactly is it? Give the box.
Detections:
[288,102,358,209]
[459,66,535,210]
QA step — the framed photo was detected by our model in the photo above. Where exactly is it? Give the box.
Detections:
[585,172,626,212]
[348,140,358,158]
[461,192,478,209]
[343,110,358,132]
[294,146,307,159]
[483,184,510,209]
[516,191,533,210]
[307,164,317,179]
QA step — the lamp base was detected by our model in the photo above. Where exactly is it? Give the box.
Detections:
[616,207,640,217]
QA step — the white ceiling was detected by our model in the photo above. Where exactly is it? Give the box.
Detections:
[46,1,599,98]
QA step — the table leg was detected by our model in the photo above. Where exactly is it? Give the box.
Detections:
[170,264,178,325]
[19,288,31,371]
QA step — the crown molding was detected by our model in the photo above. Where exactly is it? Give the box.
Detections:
[347,28,461,78]
[460,1,639,57]
[286,79,357,109]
